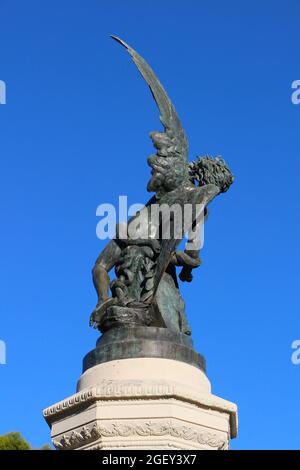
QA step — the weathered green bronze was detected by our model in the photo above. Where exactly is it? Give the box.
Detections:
[86,37,234,371]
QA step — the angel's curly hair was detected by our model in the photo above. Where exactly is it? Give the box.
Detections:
[189,156,234,193]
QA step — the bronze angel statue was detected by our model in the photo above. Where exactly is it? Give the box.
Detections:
[89,36,233,350]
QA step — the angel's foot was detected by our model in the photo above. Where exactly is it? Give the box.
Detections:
[89,298,113,328]
[183,327,192,336]
[181,317,192,336]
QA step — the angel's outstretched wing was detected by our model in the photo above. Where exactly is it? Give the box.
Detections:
[111,36,188,162]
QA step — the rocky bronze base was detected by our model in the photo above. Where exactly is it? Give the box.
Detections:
[83,326,206,373]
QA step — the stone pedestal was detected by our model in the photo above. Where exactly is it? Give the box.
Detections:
[43,357,237,450]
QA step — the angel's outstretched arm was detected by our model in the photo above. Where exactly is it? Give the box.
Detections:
[92,240,121,304]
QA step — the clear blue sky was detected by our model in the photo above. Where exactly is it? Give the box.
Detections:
[0,0,299,450]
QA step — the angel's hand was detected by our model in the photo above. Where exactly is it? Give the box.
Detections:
[172,250,201,268]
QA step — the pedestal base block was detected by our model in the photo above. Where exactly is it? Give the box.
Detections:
[43,358,237,450]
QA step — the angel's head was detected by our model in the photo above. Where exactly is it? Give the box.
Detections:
[189,156,234,193]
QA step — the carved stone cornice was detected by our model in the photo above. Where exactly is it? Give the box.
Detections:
[52,420,228,450]
[43,379,237,438]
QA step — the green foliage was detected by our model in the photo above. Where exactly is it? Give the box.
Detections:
[0,432,31,450]
[0,432,52,450]
[39,444,52,450]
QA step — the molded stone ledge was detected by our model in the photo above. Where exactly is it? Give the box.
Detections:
[43,379,237,439]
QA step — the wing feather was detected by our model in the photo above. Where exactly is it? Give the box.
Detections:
[111,35,188,161]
